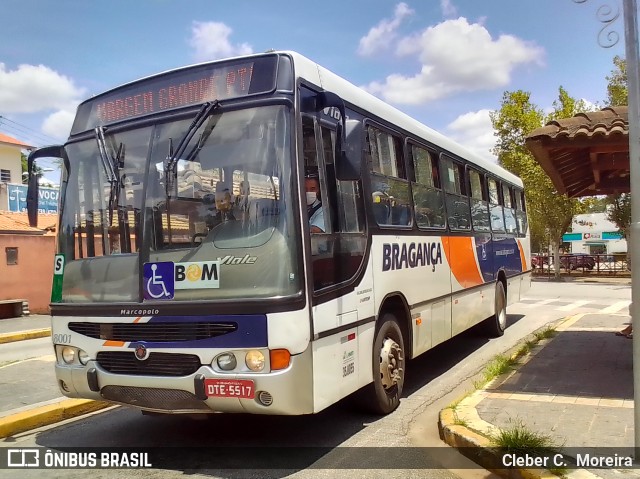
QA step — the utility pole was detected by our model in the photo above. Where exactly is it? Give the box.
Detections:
[623,0,640,457]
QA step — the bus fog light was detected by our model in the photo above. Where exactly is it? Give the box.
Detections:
[61,347,76,364]
[78,349,90,365]
[245,350,265,371]
[257,391,273,406]
[216,353,237,371]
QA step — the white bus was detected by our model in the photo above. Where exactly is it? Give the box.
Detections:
[27,51,530,416]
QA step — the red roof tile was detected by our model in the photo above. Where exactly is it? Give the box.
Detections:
[0,211,57,234]
[0,133,33,149]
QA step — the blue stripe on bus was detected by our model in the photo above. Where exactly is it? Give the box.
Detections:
[127,314,268,349]
[476,237,525,281]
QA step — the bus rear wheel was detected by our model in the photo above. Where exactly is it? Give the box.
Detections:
[362,314,405,415]
[484,281,507,337]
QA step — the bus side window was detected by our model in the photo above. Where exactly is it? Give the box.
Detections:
[469,168,490,232]
[366,125,411,227]
[515,189,528,236]
[409,144,445,229]
[488,178,505,233]
[503,185,518,235]
[440,155,470,231]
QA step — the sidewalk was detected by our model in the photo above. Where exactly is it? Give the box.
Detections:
[0,315,109,438]
[440,311,636,479]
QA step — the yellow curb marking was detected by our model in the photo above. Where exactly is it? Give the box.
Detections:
[0,399,111,438]
[0,328,51,344]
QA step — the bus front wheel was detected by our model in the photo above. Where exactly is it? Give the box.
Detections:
[362,314,406,415]
[484,281,507,337]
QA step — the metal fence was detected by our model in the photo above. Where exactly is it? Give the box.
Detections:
[531,253,630,276]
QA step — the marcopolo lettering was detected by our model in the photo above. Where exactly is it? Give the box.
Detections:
[382,242,443,271]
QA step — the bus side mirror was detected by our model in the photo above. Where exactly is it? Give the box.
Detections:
[27,145,64,227]
[337,119,363,181]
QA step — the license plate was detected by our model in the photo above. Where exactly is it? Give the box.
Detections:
[204,379,255,399]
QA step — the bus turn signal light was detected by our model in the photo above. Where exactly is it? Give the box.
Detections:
[270,349,291,371]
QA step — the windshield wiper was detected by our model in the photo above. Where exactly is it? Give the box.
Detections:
[164,100,221,197]
[94,126,124,225]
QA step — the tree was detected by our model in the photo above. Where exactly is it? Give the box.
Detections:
[21,153,27,184]
[603,56,631,256]
[607,193,631,242]
[491,88,586,279]
[606,55,627,107]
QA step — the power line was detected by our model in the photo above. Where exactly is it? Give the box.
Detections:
[0,115,61,146]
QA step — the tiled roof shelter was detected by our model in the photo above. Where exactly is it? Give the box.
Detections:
[525,106,629,197]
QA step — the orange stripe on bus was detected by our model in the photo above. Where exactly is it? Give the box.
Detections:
[133,317,142,323]
[442,237,484,288]
[103,340,125,347]
[517,239,528,270]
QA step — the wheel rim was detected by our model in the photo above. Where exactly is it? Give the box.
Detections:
[379,336,404,390]
[497,289,507,330]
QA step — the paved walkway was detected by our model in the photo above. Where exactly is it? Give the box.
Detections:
[440,311,638,479]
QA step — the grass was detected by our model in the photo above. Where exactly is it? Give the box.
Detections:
[489,419,567,476]
[534,326,557,341]
[473,354,519,389]
[447,391,473,410]
[452,415,469,428]
[490,418,558,451]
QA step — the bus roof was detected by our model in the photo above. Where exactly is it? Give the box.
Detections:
[76,50,521,187]
[281,51,522,187]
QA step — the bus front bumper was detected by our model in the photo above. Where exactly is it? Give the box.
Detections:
[54,346,314,415]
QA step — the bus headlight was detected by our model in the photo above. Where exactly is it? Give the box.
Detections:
[215,353,237,371]
[78,349,90,365]
[61,347,76,364]
[245,350,265,371]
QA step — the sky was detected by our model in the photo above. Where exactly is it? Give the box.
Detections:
[0,0,627,182]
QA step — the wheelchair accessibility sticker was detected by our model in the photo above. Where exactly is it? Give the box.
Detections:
[143,262,175,300]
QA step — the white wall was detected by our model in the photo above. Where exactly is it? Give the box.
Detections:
[0,144,23,186]
[569,213,627,254]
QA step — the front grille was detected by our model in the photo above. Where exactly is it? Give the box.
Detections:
[101,385,209,411]
[69,322,237,342]
[97,351,200,376]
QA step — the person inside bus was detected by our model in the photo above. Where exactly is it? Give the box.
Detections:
[217,185,236,220]
[305,174,325,233]
[234,180,250,220]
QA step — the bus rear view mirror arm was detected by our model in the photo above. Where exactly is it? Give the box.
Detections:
[27,145,64,227]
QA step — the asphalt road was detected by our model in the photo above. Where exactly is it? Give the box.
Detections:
[0,279,631,479]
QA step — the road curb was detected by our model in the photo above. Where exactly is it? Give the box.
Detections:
[0,399,111,438]
[438,315,602,479]
[0,328,51,344]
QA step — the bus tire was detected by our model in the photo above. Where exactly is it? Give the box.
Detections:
[485,281,507,337]
[362,313,405,415]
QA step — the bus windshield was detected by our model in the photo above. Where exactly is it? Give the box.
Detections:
[57,104,300,303]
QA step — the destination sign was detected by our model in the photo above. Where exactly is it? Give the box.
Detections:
[71,55,278,135]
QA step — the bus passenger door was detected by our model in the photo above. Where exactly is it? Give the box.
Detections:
[300,95,368,410]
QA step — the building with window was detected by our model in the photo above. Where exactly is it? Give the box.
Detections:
[563,212,627,255]
[0,133,31,183]
[0,133,34,209]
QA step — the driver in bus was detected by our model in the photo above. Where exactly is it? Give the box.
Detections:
[305,173,325,233]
